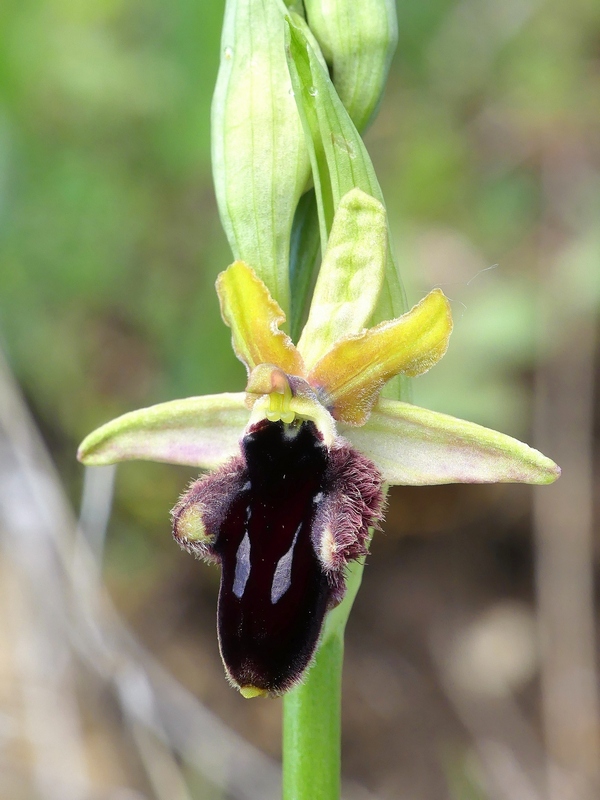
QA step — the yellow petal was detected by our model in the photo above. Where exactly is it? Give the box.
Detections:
[308,289,452,425]
[216,260,305,376]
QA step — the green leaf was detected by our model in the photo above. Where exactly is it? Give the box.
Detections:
[343,398,561,485]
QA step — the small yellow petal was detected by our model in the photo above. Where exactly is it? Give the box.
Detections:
[308,289,452,425]
[216,261,305,376]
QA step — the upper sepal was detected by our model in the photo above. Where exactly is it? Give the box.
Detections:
[297,188,387,369]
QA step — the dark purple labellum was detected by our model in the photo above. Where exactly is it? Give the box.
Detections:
[215,420,330,695]
[172,417,383,697]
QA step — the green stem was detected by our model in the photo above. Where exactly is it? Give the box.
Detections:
[282,548,372,799]
[282,626,343,800]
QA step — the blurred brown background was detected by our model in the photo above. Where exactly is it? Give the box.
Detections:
[0,0,598,798]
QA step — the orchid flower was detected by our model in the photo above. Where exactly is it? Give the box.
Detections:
[78,188,559,699]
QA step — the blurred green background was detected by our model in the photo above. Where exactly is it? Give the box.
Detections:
[0,0,599,797]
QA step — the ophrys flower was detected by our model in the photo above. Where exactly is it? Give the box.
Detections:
[78,189,559,698]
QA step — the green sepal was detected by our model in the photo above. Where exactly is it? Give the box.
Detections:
[343,398,561,485]
[77,393,249,469]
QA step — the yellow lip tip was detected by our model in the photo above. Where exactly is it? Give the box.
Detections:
[239,685,268,699]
